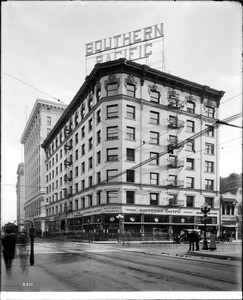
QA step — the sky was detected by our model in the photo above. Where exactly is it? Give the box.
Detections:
[1,1,242,226]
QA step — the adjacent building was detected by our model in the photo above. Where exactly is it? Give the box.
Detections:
[16,162,25,230]
[20,98,67,232]
[220,173,242,240]
[41,58,225,239]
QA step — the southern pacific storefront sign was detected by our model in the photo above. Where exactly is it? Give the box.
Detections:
[73,205,215,217]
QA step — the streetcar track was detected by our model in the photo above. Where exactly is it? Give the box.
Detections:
[36,243,240,291]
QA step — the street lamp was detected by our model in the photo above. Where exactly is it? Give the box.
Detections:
[201,203,211,250]
[116,214,124,243]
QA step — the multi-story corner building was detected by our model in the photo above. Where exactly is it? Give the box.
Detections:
[42,58,225,239]
[16,162,25,230]
[20,98,67,232]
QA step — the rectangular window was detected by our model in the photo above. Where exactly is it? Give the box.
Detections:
[81,126,85,138]
[81,161,85,173]
[89,118,93,131]
[150,111,160,125]
[75,199,79,210]
[126,105,135,119]
[205,143,214,155]
[97,191,101,205]
[186,196,194,207]
[88,194,93,207]
[186,120,195,133]
[186,177,194,188]
[126,126,135,140]
[75,166,78,177]
[127,148,135,161]
[75,183,78,194]
[169,194,177,206]
[126,83,135,97]
[60,149,62,159]
[88,97,93,111]
[47,116,51,126]
[150,152,159,165]
[150,131,159,145]
[97,130,101,144]
[126,191,135,204]
[205,197,214,208]
[205,125,214,137]
[187,101,195,113]
[150,173,159,185]
[107,191,118,203]
[89,137,93,150]
[75,133,78,144]
[205,161,214,173]
[107,104,118,119]
[107,148,118,161]
[186,140,195,152]
[81,144,85,156]
[82,197,85,208]
[97,109,101,124]
[150,90,160,103]
[150,193,159,206]
[97,151,101,165]
[89,157,93,169]
[89,176,93,187]
[126,170,135,183]
[205,106,215,118]
[186,158,194,170]
[107,82,118,96]
[107,126,118,140]
[107,169,118,182]
[75,149,78,160]
[81,180,85,190]
[97,172,101,184]
[96,88,101,102]
[205,179,214,190]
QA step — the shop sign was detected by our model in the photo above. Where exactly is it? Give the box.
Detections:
[103,206,122,214]
[83,208,102,216]
[50,217,54,221]
[222,216,236,221]
[74,211,83,217]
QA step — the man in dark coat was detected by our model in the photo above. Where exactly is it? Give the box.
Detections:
[2,228,16,273]
[194,231,200,251]
[188,231,194,251]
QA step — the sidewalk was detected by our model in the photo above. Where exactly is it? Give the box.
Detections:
[112,240,242,261]
[1,256,73,292]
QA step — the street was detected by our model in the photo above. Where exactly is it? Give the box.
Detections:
[1,240,241,293]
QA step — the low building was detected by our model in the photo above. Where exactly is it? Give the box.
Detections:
[41,58,225,240]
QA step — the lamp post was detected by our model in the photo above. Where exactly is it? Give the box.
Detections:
[201,203,211,250]
[116,214,124,243]
[29,223,36,265]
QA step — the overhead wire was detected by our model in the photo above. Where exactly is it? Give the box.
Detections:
[2,71,66,104]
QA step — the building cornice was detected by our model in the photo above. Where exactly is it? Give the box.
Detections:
[20,98,67,144]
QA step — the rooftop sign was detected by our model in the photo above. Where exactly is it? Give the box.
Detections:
[85,23,164,74]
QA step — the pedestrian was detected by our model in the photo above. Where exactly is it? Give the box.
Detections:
[209,230,217,251]
[194,231,200,251]
[1,227,16,274]
[18,232,29,273]
[188,231,194,251]
[88,230,93,242]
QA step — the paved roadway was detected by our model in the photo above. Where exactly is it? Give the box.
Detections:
[1,239,241,295]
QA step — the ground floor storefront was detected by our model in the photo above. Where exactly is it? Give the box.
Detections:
[44,204,219,240]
